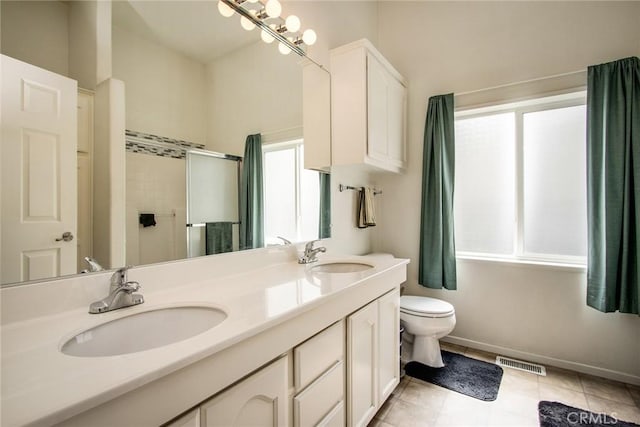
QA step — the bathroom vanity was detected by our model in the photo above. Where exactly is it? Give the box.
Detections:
[0,248,408,427]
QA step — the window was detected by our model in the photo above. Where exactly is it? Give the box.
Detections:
[263,140,320,244]
[454,92,587,264]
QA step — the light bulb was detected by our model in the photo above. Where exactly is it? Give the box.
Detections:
[265,0,281,18]
[261,30,275,44]
[302,29,317,46]
[240,16,256,31]
[278,42,291,55]
[217,0,234,18]
[247,0,259,3]
[285,15,301,33]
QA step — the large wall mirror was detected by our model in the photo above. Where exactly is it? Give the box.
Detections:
[0,0,331,287]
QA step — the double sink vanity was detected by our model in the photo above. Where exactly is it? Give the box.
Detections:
[1,247,408,427]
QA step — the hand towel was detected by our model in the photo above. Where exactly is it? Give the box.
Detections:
[357,187,377,228]
[205,222,233,254]
[139,213,156,227]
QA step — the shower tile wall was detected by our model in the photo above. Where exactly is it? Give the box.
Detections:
[125,151,187,266]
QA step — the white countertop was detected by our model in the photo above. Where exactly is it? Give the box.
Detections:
[1,253,408,427]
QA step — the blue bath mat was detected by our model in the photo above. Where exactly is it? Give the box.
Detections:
[404,350,503,401]
[538,401,640,427]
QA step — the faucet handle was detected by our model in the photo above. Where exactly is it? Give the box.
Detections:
[122,281,141,293]
[304,240,320,251]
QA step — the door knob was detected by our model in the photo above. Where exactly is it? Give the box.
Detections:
[55,231,74,242]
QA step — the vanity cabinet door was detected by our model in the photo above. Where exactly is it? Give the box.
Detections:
[346,300,378,427]
[378,288,400,403]
[346,289,400,427]
[200,356,288,427]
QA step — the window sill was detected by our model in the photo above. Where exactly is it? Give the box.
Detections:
[455,254,587,273]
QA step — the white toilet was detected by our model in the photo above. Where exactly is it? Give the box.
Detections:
[400,295,456,368]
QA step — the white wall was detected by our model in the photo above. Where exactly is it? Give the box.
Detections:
[68,0,112,90]
[112,25,208,144]
[206,41,302,156]
[373,1,640,381]
[0,0,69,76]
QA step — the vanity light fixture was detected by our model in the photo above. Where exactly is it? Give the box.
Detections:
[217,0,316,58]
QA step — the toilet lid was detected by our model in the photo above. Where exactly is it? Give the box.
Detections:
[400,296,454,317]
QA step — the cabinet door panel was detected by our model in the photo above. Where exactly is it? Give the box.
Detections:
[347,301,378,427]
[201,356,288,427]
[378,289,400,403]
[366,53,389,163]
[387,78,406,166]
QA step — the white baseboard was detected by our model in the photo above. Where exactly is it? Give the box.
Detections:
[443,335,640,386]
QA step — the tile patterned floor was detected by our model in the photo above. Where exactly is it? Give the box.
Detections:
[369,343,640,427]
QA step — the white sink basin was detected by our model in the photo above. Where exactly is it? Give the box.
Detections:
[61,306,227,357]
[310,262,374,273]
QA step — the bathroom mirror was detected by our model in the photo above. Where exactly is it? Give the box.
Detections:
[0,0,331,286]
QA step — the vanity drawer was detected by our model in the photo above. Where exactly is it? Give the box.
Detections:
[294,360,344,427]
[294,319,345,391]
[318,401,345,427]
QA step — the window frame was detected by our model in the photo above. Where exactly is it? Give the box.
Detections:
[262,138,305,242]
[454,91,588,267]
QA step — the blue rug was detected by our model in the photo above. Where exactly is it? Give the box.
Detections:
[404,350,503,401]
[538,401,640,427]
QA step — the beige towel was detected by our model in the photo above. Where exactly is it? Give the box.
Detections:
[357,187,376,228]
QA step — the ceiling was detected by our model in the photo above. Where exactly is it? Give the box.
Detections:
[111,1,261,63]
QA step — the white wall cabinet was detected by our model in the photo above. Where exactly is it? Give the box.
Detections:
[302,59,332,172]
[200,356,289,427]
[346,288,400,427]
[330,39,407,174]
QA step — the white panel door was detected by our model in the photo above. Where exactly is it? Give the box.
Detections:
[347,300,378,427]
[378,289,400,404]
[1,55,78,284]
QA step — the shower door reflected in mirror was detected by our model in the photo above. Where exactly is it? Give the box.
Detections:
[186,151,241,258]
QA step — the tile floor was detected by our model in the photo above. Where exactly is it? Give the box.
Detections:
[369,342,640,427]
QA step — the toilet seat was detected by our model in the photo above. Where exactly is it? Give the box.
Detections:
[400,296,454,318]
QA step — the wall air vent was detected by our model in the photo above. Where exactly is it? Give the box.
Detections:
[496,356,546,376]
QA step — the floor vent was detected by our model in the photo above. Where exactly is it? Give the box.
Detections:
[496,356,546,376]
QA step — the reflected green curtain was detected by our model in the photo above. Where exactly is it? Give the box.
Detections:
[240,134,264,250]
[419,94,457,290]
[319,172,331,239]
[587,56,640,314]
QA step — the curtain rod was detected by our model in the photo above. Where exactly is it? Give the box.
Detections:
[454,69,586,97]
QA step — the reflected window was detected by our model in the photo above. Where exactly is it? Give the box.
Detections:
[263,140,320,244]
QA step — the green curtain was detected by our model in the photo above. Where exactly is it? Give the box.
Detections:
[587,56,640,314]
[319,172,331,239]
[419,94,456,290]
[240,134,264,250]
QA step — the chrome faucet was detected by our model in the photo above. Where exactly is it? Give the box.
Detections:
[276,236,292,245]
[89,266,144,314]
[298,240,326,264]
[81,256,104,273]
